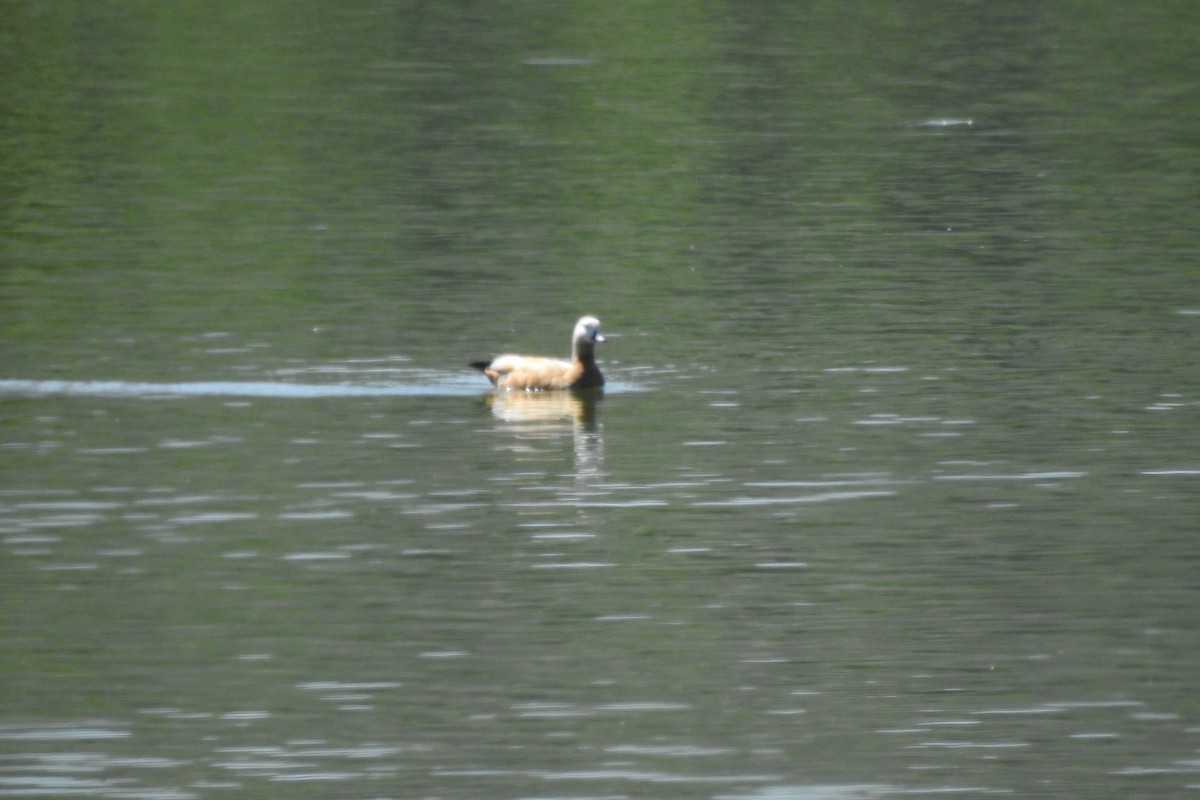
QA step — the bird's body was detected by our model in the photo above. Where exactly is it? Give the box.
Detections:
[471,316,605,391]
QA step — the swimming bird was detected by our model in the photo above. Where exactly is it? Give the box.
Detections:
[471,316,606,391]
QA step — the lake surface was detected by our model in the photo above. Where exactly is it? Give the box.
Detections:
[2,3,1199,799]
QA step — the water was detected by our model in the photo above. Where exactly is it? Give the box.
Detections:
[3,3,1199,799]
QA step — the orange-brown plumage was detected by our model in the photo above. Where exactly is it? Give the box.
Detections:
[471,316,605,391]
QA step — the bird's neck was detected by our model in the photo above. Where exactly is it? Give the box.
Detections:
[573,343,596,364]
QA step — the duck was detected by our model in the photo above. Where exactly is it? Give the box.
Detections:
[471,316,606,391]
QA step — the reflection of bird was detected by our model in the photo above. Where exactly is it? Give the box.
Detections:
[486,389,601,429]
[471,316,605,391]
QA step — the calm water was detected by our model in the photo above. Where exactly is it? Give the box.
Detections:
[2,3,1199,799]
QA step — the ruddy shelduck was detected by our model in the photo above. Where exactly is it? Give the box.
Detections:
[471,316,606,391]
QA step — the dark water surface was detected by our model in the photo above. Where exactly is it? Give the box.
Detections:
[3,3,1199,799]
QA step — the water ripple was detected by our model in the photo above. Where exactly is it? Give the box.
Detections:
[0,378,481,398]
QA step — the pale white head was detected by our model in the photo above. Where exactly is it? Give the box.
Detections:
[573,316,605,347]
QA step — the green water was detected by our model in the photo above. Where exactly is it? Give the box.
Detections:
[2,3,1198,798]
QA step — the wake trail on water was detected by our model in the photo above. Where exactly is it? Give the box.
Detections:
[0,378,484,399]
